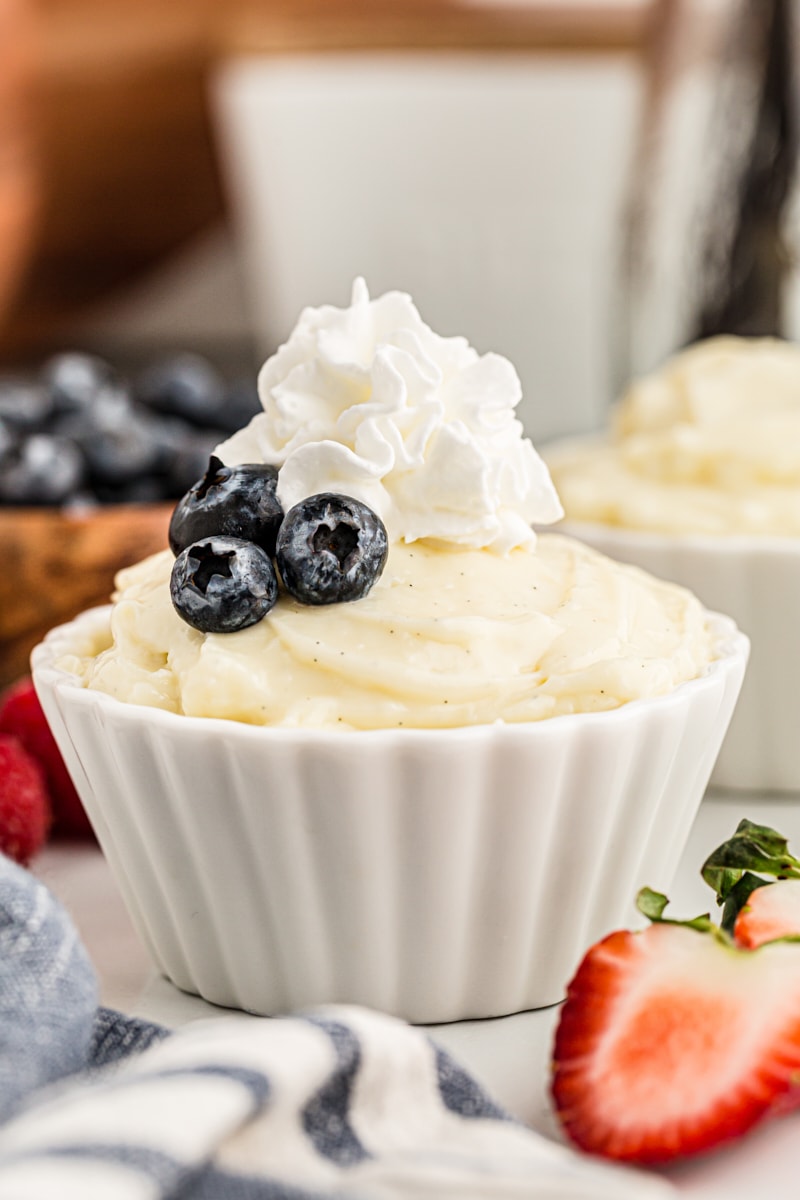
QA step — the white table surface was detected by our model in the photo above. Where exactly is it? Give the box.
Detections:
[32,788,800,1200]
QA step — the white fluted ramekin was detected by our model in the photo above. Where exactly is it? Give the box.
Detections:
[559,520,797,793]
[32,605,747,1023]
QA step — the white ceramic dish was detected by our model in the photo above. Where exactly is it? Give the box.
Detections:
[558,520,798,793]
[32,605,747,1023]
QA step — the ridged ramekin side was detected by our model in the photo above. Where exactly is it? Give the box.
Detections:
[33,608,746,1022]
[561,522,797,792]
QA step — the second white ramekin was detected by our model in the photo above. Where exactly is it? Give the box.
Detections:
[559,521,797,793]
[33,605,747,1023]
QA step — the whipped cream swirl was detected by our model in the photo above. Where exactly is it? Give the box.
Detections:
[217,279,562,552]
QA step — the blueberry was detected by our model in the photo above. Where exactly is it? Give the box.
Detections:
[0,377,52,432]
[215,377,262,435]
[0,416,14,461]
[135,353,226,428]
[166,428,230,497]
[86,413,162,485]
[170,536,278,633]
[41,353,117,414]
[52,381,129,443]
[142,414,194,472]
[0,434,85,505]
[276,493,388,605]
[93,476,170,505]
[169,456,283,557]
[58,386,162,485]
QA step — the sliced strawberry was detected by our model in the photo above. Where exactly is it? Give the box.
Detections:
[0,733,51,864]
[552,919,800,1165]
[0,677,94,839]
[734,879,800,948]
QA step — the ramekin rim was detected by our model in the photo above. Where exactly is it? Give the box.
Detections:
[554,519,800,555]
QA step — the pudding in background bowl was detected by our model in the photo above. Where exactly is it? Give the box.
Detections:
[32,284,747,1022]
[546,335,800,793]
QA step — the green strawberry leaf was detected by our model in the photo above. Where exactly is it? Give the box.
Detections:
[637,887,670,921]
[636,887,715,933]
[701,819,800,910]
[719,873,773,935]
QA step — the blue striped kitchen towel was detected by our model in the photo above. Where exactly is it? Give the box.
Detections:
[0,852,672,1199]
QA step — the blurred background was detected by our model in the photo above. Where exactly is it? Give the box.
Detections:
[0,0,797,679]
[4,0,799,431]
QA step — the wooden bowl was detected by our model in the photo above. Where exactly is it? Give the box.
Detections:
[0,503,171,689]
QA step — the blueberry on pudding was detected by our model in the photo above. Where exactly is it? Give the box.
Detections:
[169,457,284,557]
[170,536,278,633]
[276,493,388,605]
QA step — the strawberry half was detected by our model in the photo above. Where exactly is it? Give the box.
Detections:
[552,917,800,1165]
[735,880,800,948]
[0,677,94,839]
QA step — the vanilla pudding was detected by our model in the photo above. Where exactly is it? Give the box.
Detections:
[61,534,713,728]
[547,336,800,537]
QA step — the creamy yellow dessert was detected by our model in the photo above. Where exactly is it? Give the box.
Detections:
[63,534,712,728]
[547,336,800,537]
[60,281,717,727]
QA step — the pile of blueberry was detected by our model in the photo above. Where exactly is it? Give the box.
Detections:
[0,351,262,507]
[169,458,389,633]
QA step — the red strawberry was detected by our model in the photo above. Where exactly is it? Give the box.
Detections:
[0,733,51,864]
[0,677,93,839]
[734,880,800,948]
[552,915,800,1165]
